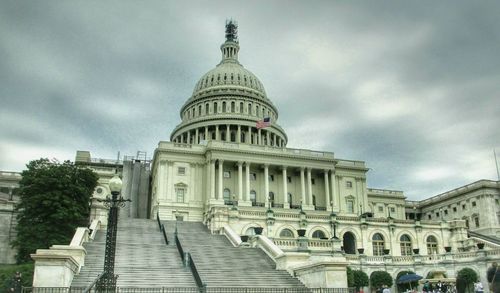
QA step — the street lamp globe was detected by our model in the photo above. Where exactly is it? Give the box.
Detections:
[108,175,122,195]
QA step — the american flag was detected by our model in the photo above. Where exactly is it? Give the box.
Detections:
[256,117,271,129]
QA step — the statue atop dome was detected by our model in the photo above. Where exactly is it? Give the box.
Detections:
[225,19,238,42]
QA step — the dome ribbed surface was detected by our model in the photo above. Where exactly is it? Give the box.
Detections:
[192,62,267,98]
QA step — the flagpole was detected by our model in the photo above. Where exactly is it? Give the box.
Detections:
[495,149,500,181]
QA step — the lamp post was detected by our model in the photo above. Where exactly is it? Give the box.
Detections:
[97,174,129,291]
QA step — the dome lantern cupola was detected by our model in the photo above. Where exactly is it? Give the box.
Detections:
[220,20,240,64]
[170,21,288,148]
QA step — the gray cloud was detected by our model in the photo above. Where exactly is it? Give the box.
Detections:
[1,0,499,200]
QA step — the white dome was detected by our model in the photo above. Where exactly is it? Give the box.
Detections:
[192,62,267,98]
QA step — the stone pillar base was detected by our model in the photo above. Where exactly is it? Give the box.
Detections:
[31,251,79,287]
[238,200,252,207]
[302,205,315,211]
[294,258,348,288]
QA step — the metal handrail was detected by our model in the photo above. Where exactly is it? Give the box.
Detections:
[161,223,169,245]
[83,272,105,293]
[188,252,206,291]
[176,233,185,262]
[157,211,169,245]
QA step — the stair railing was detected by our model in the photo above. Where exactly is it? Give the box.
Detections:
[156,211,169,245]
[188,252,207,292]
[175,228,206,292]
[83,272,104,293]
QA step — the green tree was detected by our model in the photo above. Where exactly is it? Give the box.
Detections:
[370,271,393,290]
[347,266,354,288]
[396,270,419,292]
[353,270,369,291]
[12,159,98,263]
[457,267,479,293]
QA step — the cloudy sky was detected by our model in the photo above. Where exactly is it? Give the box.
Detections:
[1,1,499,200]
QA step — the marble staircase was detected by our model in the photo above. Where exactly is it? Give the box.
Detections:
[71,218,196,287]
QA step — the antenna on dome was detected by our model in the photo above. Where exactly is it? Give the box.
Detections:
[225,19,238,42]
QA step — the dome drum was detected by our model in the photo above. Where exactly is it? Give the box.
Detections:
[171,123,287,148]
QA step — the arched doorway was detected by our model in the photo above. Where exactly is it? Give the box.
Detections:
[343,232,356,254]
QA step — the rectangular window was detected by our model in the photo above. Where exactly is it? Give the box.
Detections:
[472,201,476,207]
[250,173,257,180]
[428,214,432,220]
[436,212,439,218]
[176,188,185,203]
[346,181,353,188]
[347,200,354,213]
[444,210,448,215]
[378,206,384,212]
[178,167,186,175]
[311,178,315,185]
[474,217,480,227]
[287,176,292,183]
[453,207,457,212]
[462,204,466,210]
[223,171,231,178]
[390,207,395,213]
[269,175,274,181]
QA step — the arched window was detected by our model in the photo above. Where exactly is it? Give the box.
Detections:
[223,188,231,202]
[372,233,385,256]
[400,234,412,256]
[343,232,356,254]
[245,227,256,236]
[198,105,201,116]
[205,103,209,115]
[230,131,236,142]
[239,102,243,113]
[312,230,326,239]
[256,105,259,116]
[231,101,235,112]
[214,102,218,113]
[269,192,275,206]
[222,101,227,113]
[426,235,438,255]
[279,229,294,238]
[250,190,257,205]
[240,132,246,143]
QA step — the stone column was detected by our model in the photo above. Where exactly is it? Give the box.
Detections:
[247,126,251,143]
[215,125,220,140]
[237,125,241,143]
[300,167,306,207]
[187,131,191,144]
[282,166,289,208]
[226,125,230,142]
[245,162,251,202]
[324,170,330,210]
[331,170,339,212]
[195,128,199,144]
[307,168,313,206]
[237,161,243,201]
[264,164,269,207]
[258,129,262,145]
[210,160,216,200]
[205,127,209,141]
[266,131,270,146]
[218,160,224,200]
[166,161,173,202]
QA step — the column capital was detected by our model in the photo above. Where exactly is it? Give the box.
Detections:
[237,161,244,166]
[281,165,288,170]
[245,161,251,167]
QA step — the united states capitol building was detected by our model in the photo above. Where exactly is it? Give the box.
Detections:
[3,21,500,290]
